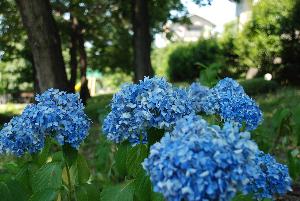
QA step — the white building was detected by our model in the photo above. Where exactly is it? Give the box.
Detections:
[233,0,260,29]
[156,15,216,48]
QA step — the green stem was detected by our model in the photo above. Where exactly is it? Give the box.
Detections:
[65,162,77,201]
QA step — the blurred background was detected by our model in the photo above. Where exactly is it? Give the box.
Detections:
[0,0,300,199]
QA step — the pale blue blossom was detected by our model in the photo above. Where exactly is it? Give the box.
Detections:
[0,89,90,156]
[102,77,193,144]
[187,82,209,112]
[244,152,292,200]
[200,78,263,130]
[143,114,259,201]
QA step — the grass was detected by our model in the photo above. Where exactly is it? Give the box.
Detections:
[252,87,300,153]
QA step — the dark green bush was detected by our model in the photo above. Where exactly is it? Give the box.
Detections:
[240,78,279,96]
[167,38,222,82]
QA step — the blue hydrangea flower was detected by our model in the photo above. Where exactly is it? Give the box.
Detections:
[187,82,209,112]
[0,89,90,156]
[200,77,263,130]
[35,89,91,149]
[0,104,45,156]
[143,114,259,201]
[244,152,292,200]
[102,77,193,144]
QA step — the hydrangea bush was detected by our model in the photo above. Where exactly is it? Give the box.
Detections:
[102,76,292,201]
[0,89,90,156]
[0,89,92,201]
[0,77,292,201]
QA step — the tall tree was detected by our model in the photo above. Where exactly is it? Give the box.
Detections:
[68,14,78,92]
[0,0,38,94]
[130,0,211,82]
[15,0,69,92]
[77,24,90,105]
[132,0,153,82]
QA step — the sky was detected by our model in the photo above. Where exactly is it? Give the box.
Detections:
[155,0,237,47]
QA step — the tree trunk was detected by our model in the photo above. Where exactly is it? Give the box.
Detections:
[15,0,69,92]
[29,53,40,94]
[69,15,78,92]
[132,0,154,82]
[77,28,90,105]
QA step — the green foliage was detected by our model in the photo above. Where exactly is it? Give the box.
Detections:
[252,88,300,180]
[0,0,34,94]
[100,69,132,90]
[218,21,242,78]
[0,140,98,201]
[101,180,135,201]
[167,38,222,82]
[152,43,184,78]
[234,0,300,84]
[133,170,151,201]
[279,0,300,84]
[29,189,59,201]
[239,78,279,96]
[114,143,148,178]
[126,145,148,177]
[0,180,29,201]
[109,128,166,201]
[32,162,63,193]
[199,62,221,87]
[2,87,300,200]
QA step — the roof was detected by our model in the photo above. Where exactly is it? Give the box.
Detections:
[189,14,216,27]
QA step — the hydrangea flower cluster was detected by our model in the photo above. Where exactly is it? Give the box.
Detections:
[143,114,259,201]
[244,152,292,199]
[102,77,193,144]
[200,78,263,130]
[0,89,90,156]
[0,104,45,156]
[187,82,209,112]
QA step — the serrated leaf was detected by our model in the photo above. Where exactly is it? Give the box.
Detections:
[133,169,151,201]
[127,145,148,177]
[151,191,165,201]
[76,184,100,201]
[287,150,300,180]
[37,138,52,165]
[32,162,63,193]
[16,164,34,195]
[29,189,59,201]
[83,184,100,201]
[76,186,88,201]
[101,181,135,201]
[77,154,90,184]
[5,179,29,201]
[0,182,12,201]
[115,142,130,176]
[51,151,64,162]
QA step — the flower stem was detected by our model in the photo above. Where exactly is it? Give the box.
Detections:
[65,162,77,201]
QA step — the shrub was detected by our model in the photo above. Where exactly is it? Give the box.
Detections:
[235,0,300,84]
[167,38,222,82]
[152,43,183,78]
[102,77,292,201]
[240,78,279,96]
